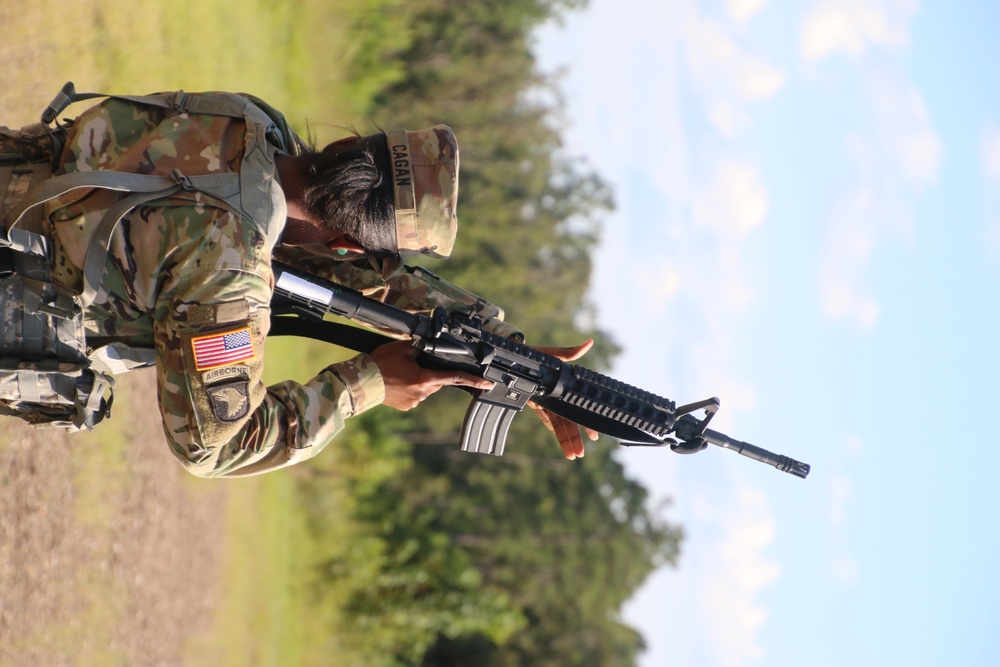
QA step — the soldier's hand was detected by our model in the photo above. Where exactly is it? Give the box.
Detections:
[527,339,600,460]
[370,340,492,411]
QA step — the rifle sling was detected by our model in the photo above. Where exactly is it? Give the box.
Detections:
[268,315,393,354]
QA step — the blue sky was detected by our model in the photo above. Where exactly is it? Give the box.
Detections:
[536,2,1000,666]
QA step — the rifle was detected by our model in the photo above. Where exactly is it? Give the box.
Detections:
[270,263,810,479]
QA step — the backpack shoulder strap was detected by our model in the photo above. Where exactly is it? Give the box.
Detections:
[44,82,255,125]
[45,82,286,237]
[6,83,290,304]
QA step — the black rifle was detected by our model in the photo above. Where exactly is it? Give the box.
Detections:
[270,263,810,479]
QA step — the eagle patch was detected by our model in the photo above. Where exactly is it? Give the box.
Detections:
[206,380,250,423]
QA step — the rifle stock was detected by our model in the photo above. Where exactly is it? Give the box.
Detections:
[270,263,810,479]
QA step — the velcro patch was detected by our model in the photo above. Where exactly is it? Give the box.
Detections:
[206,380,251,423]
[191,326,256,371]
[187,299,251,325]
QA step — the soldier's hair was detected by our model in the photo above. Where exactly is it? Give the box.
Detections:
[301,132,398,256]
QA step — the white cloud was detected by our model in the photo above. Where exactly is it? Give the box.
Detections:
[982,124,1000,256]
[828,438,862,585]
[692,477,780,667]
[823,285,881,331]
[800,2,935,331]
[718,246,757,313]
[829,472,853,526]
[818,179,882,330]
[845,435,865,456]
[735,56,787,101]
[832,554,860,584]
[817,63,939,330]
[693,156,769,237]
[982,124,1000,183]
[537,5,782,666]
[631,265,683,313]
[800,0,918,63]
[683,8,786,135]
[871,72,941,188]
[726,0,765,24]
[620,460,777,667]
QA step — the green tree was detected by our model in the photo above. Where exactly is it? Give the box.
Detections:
[367,0,613,341]
[302,0,686,664]
[299,411,525,666]
[404,427,681,667]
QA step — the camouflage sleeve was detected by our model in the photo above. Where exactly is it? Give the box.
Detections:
[272,247,525,341]
[155,267,385,478]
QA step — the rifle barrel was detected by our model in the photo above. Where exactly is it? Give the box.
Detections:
[702,426,810,478]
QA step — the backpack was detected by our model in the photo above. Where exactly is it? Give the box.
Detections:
[0,82,300,431]
[0,117,114,430]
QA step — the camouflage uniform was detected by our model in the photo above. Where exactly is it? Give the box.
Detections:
[43,95,517,478]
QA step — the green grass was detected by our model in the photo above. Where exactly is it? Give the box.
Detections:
[1,0,386,133]
[183,473,311,667]
[70,407,132,529]
[261,337,358,387]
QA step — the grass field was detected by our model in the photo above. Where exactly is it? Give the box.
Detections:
[0,0,387,133]
[0,2,389,665]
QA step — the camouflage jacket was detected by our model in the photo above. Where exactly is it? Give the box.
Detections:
[44,94,519,478]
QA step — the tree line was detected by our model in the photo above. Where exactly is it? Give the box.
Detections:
[290,1,684,665]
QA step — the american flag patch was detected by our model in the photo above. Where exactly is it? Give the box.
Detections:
[191,326,256,371]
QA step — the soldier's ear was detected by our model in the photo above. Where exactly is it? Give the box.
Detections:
[320,135,360,155]
[279,216,326,246]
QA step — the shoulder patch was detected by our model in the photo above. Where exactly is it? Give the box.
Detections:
[191,326,256,370]
[203,364,251,384]
[206,380,251,423]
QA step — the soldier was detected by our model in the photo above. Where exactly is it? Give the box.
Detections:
[33,91,594,477]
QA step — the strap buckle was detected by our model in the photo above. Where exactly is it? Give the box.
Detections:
[168,168,195,191]
[168,91,189,113]
[42,82,76,124]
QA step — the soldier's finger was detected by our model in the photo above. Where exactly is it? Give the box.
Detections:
[555,420,584,460]
[423,369,492,391]
[531,339,594,362]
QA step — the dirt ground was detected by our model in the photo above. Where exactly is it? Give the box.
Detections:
[0,15,230,663]
[0,370,229,667]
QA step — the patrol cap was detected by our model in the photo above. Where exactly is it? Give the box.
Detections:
[384,125,459,258]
